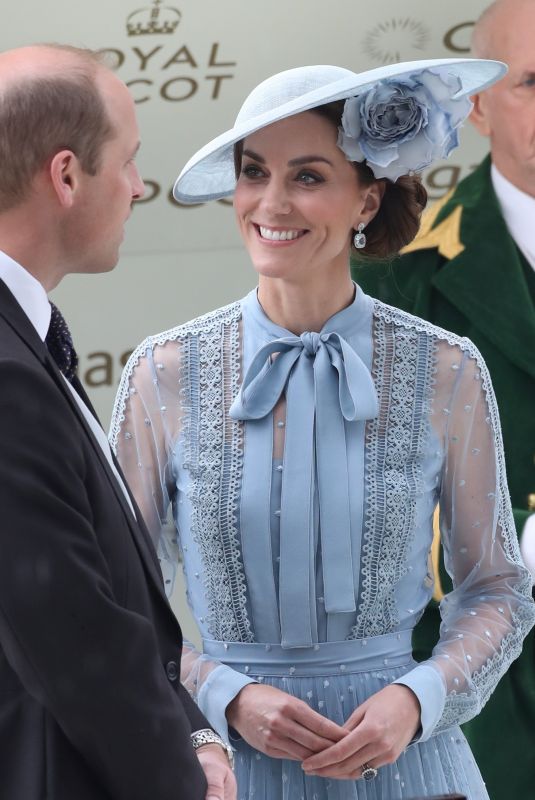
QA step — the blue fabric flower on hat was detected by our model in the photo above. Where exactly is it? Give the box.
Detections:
[337,69,473,181]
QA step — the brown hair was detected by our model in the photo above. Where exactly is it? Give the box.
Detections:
[233,99,427,259]
[0,46,114,212]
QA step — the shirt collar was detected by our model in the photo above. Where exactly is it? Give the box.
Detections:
[491,163,535,271]
[242,281,374,343]
[0,250,51,340]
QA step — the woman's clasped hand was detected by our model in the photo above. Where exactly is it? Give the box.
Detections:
[226,683,346,761]
[227,682,421,780]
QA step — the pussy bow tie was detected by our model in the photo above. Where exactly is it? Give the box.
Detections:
[230,330,378,648]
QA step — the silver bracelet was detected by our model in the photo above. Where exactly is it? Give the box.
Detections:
[191,728,235,770]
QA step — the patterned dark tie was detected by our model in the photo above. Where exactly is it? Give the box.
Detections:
[45,302,79,383]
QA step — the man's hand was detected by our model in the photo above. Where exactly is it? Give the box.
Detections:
[196,744,236,800]
[226,683,346,761]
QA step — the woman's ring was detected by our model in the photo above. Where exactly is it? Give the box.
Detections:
[361,762,378,781]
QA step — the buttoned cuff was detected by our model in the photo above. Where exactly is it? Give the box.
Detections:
[196,663,256,744]
[393,662,447,742]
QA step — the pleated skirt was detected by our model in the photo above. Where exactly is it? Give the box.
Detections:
[205,634,488,800]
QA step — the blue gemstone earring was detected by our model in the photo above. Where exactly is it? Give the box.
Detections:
[353,222,366,249]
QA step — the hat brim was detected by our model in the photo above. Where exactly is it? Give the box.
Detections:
[173,58,506,204]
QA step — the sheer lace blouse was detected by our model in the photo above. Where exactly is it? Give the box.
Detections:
[110,286,535,741]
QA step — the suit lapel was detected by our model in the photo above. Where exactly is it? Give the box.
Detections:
[54,366,169,602]
[0,282,169,605]
[430,158,535,379]
[71,374,100,419]
[70,374,164,579]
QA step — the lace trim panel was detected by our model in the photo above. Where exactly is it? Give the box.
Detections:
[111,302,253,642]
[352,308,434,639]
[181,307,252,642]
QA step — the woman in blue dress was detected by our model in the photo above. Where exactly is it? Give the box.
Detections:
[111,59,535,799]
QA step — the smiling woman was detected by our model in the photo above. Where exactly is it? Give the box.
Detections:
[111,59,535,800]
[233,112,379,295]
[233,102,426,265]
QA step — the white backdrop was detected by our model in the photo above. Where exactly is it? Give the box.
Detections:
[2,0,494,640]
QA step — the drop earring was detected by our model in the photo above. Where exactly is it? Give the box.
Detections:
[353,222,366,249]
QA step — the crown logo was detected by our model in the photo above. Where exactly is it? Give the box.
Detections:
[127,0,181,36]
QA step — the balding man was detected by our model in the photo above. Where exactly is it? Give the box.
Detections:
[353,2,535,798]
[0,45,235,800]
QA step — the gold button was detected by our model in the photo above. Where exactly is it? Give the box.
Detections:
[528,493,535,512]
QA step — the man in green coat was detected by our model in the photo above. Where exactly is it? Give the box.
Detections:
[353,2,535,797]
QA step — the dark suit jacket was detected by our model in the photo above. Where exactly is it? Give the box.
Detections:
[352,156,535,800]
[0,279,209,800]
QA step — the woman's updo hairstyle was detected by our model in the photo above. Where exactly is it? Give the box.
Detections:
[311,100,427,259]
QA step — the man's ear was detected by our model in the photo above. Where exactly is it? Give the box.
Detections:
[469,92,492,138]
[49,150,80,208]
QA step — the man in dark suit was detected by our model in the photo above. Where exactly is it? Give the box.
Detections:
[352,2,535,797]
[0,44,235,800]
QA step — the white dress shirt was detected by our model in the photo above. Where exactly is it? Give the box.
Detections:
[521,516,535,582]
[0,251,135,517]
[491,163,535,271]
[0,249,51,337]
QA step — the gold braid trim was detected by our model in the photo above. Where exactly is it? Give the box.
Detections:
[431,505,445,602]
[401,189,465,261]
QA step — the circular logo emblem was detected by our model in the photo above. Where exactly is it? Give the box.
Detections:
[363,18,431,64]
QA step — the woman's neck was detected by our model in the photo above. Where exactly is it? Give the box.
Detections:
[257,272,356,334]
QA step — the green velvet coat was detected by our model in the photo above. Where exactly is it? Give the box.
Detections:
[352,155,535,800]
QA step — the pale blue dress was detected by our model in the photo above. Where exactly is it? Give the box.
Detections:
[111,286,535,800]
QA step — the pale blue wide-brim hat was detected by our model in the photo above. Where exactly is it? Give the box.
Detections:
[173,58,505,203]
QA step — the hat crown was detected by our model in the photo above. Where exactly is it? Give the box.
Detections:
[235,65,355,126]
[174,58,506,204]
